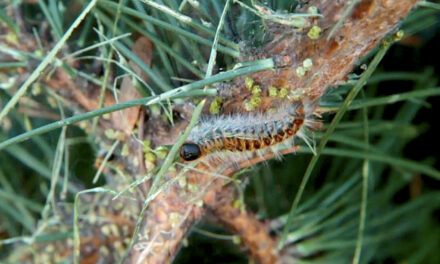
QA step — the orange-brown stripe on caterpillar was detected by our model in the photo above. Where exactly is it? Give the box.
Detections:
[180,101,307,161]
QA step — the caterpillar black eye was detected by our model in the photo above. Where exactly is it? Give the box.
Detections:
[180,143,202,161]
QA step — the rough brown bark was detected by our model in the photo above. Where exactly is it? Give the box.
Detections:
[207,185,279,264]
[224,0,419,111]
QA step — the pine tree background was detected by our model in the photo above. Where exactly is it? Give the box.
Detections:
[1,1,440,263]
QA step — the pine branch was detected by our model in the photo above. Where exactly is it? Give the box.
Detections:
[0,0,422,263]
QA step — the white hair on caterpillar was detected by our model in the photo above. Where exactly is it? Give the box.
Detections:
[179,98,319,164]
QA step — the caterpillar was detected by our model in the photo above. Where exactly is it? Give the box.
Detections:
[180,100,317,162]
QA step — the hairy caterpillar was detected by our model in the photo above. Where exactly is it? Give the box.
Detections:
[180,100,317,162]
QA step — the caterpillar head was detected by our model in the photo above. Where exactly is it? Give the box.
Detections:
[180,142,202,161]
